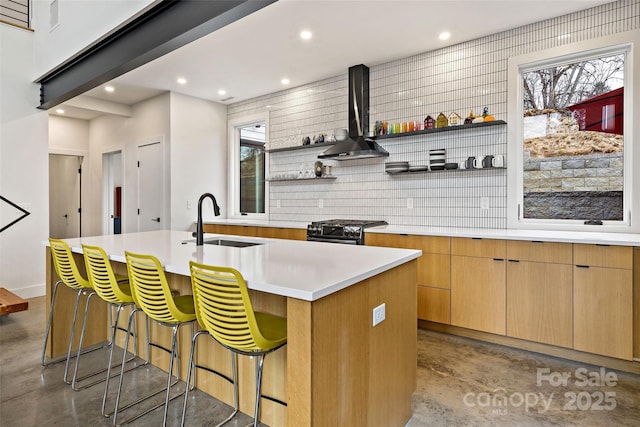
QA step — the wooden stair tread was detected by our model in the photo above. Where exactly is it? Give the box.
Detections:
[0,288,28,315]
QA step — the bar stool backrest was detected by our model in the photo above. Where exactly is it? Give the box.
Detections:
[189,261,271,352]
[82,244,132,304]
[49,238,91,290]
[125,251,192,324]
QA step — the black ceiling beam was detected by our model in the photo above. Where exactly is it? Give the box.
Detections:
[35,0,277,110]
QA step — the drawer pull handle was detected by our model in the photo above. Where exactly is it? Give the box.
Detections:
[576,265,590,269]
[595,243,610,247]
[531,240,543,243]
[493,258,504,262]
[472,237,482,240]
[508,259,520,263]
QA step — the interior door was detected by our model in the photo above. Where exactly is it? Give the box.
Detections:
[49,154,81,238]
[137,142,163,232]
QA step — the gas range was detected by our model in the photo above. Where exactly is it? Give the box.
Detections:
[306,219,388,245]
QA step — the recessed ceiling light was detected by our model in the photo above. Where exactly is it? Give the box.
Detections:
[104,85,115,92]
[177,77,187,84]
[218,89,226,96]
[281,78,290,85]
[439,32,451,41]
[300,30,312,40]
[56,108,65,114]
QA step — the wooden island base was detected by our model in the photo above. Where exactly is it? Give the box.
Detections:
[45,247,418,426]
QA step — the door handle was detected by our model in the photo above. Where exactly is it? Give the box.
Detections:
[151,217,160,222]
[63,214,68,218]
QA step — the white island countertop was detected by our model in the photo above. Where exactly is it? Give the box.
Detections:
[55,230,421,301]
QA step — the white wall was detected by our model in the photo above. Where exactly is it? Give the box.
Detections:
[87,93,170,235]
[170,92,228,231]
[0,24,49,298]
[31,0,154,76]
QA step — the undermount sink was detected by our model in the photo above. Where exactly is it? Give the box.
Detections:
[201,239,263,248]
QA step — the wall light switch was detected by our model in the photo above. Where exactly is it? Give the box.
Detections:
[480,197,490,210]
[318,199,324,209]
[407,198,414,209]
[373,303,386,326]
[187,200,192,210]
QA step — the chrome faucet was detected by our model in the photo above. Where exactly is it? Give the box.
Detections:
[196,193,221,245]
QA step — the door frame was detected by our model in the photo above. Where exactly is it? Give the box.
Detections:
[102,149,124,235]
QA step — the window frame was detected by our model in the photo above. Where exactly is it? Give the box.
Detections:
[227,112,269,220]
[507,30,639,233]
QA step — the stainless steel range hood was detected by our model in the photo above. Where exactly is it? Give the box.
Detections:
[318,65,388,161]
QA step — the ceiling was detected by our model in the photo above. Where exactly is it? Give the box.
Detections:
[51,0,613,120]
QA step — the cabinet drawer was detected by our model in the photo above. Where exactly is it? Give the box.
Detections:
[256,227,306,240]
[419,253,450,289]
[202,224,258,236]
[451,237,506,259]
[507,240,572,264]
[367,233,420,249]
[574,244,633,269]
[418,286,450,324]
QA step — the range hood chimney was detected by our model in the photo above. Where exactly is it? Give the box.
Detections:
[318,64,388,160]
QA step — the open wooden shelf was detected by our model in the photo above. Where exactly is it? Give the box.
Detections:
[374,120,507,140]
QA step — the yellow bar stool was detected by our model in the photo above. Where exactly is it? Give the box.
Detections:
[113,251,197,427]
[42,238,109,385]
[182,261,287,427]
[80,244,151,415]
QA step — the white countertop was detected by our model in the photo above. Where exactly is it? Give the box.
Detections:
[203,219,640,246]
[54,230,421,302]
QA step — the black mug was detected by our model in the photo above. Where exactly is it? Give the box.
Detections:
[482,155,494,168]
[465,156,475,170]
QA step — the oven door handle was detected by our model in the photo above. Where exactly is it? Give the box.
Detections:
[306,236,359,245]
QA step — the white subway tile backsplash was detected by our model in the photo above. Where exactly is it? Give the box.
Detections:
[228,0,637,229]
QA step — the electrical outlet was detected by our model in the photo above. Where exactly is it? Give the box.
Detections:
[373,303,386,326]
[407,198,414,209]
[187,200,192,210]
[480,197,490,210]
[318,199,324,208]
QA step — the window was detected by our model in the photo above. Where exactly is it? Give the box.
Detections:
[507,31,638,232]
[228,113,269,219]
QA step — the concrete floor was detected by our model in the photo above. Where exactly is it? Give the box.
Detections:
[1,297,639,426]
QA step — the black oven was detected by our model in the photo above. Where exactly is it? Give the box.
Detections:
[306,219,387,245]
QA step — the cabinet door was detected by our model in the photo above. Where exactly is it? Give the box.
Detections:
[451,255,506,335]
[507,261,572,348]
[574,266,633,360]
[418,286,450,323]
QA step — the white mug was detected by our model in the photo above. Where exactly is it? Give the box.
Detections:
[492,154,505,168]
[459,161,467,170]
[473,157,484,169]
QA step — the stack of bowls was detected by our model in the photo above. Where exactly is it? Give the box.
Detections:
[385,161,409,174]
[429,149,446,170]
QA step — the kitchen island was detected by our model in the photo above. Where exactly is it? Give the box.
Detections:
[44,230,421,426]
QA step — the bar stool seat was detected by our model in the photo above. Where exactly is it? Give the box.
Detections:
[182,261,287,427]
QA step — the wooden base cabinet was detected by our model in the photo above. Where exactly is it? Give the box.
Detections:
[506,241,573,348]
[574,266,632,360]
[451,255,506,335]
[573,244,633,361]
[507,260,573,348]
